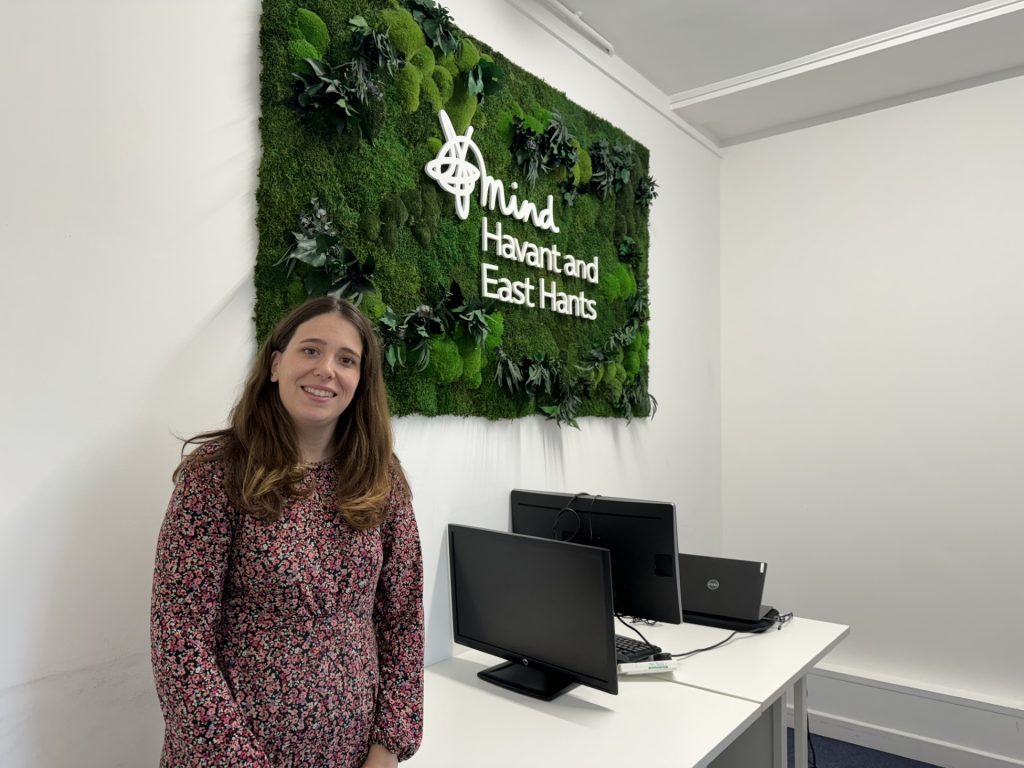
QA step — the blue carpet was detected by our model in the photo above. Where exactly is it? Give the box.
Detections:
[786,728,941,768]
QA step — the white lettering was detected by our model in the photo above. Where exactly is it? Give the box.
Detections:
[425,110,560,233]
[481,263,536,308]
[538,277,597,320]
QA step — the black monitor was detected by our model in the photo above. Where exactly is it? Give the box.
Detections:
[448,524,618,700]
[509,489,682,624]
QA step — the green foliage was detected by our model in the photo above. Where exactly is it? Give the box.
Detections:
[540,374,585,429]
[455,38,480,72]
[635,173,658,209]
[431,66,454,102]
[613,262,636,297]
[394,65,423,112]
[437,52,459,76]
[402,0,459,55]
[466,55,502,101]
[349,15,403,77]
[293,58,359,135]
[409,46,435,75]
[598,264,621,300]
[379,7,425,56]
[279,198,376,304]
[445,79,477,133]
[358,210,381,241]
[257,0,656,424]
[288,39,322,74]
[494,346,524,396]
[295,8,329,55]
[588,139,635,200]
[573,143,592,185]
[360,290,386,321]
[617,234,640,264]
[425,336,463,383]
[623,347,640,377]
[509,110,577,187]
[484,311,504,350]
[460,344,483,389]
[291,11,404,140]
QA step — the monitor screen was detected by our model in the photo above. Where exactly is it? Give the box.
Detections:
[448,524,618,700]
[509,489,682,624]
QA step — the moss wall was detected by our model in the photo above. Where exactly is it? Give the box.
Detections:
[257,0,656,424]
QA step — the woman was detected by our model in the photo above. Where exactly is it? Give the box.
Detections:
[151,296,423,768]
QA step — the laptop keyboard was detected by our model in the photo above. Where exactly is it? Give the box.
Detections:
[614,634,662,663]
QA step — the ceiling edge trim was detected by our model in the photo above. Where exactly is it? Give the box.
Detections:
[668,0,1024,108]
[504,0,722,155]
[708,64,1024,148]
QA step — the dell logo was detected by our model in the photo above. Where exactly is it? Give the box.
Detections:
[522,658,529,666]
[706,579,720,591]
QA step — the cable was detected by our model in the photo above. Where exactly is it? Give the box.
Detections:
[669,611,793,659]
[614,614,657,648]
[550,492,598,542]
[807,713,817,768]
[670,631,741,659]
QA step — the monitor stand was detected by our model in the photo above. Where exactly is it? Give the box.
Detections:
[478,660,579,701]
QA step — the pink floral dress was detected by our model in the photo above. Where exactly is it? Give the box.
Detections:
[151,449,423,767]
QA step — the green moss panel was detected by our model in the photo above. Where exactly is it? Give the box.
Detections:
[257,0,655,423]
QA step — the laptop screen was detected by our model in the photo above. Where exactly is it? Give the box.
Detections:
[679,553,767,622]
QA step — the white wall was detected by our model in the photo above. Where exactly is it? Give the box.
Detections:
[721,75,1024,762]
[0,0,720,765]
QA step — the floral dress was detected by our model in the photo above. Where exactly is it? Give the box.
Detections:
[151,449,424,767]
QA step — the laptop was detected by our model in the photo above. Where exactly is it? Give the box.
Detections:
[678,553,776,631]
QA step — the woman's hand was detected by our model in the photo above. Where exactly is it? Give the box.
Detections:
[361,743,399,768]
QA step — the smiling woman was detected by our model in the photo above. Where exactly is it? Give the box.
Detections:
[270,311,365,462]
[150,296,423,768]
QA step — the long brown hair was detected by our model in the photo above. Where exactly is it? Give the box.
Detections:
[177,296,406,530]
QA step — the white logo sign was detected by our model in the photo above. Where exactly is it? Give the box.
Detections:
[424,110,598,321]
[425,110,559,232]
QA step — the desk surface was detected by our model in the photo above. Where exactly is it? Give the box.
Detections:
[641,616,850,709]
[411,649,761,768]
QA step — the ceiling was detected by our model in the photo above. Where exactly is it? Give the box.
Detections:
[528,0,1024,147]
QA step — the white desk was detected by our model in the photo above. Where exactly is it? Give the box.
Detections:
[412,650,761,767]
[642,617,850,768]
[411,617,848,768]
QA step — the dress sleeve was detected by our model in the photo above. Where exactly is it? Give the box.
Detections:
[150,457,272,767]
[369,467,425,761]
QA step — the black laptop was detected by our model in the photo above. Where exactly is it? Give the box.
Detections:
[678,553,776,631]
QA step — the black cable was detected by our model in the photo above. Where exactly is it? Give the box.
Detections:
[807,714,817,768]
[670,631,741,659]
[550,492,598,543]
[614,614,657,648]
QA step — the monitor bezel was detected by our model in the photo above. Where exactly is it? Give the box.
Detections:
[447,523,619,699]
[509,488,683,625]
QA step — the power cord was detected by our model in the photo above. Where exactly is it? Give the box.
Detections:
[670,610,794,659]
[615,614,658,649]
[550,492,599,543]
[807,714,817,768]
[671,631,741,658]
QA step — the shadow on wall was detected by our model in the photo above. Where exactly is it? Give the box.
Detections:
[2,421,177,767]
[0,652,164,768]
[396,413,574,666]
[0,280,256,767]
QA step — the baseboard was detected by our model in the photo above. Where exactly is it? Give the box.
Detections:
[785,666,1024,768]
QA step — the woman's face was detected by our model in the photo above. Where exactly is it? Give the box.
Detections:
[270,312,364,439]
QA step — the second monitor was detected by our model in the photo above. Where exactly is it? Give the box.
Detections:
[509,489,682,624]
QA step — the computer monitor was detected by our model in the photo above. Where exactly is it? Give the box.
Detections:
[448,524,618,700]
[509,489,682,624]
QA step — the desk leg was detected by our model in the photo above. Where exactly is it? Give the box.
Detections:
[771,697,784,768]
[793,676,808,768]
